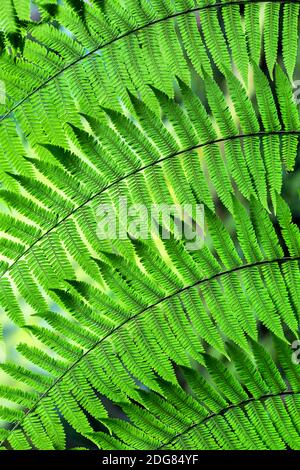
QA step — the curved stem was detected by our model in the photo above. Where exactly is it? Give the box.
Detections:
[159,389,300,449]
[2,253,300,446]
[2,128,299,281]
[1,0,299,122]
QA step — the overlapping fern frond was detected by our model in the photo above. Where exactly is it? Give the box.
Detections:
[0,0,300,450]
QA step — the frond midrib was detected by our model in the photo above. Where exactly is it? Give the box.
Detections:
[2,128,299,283]
[1,0,298,122]
[3,128,300,279]
[159,389,300,449]
[2,252,300,447]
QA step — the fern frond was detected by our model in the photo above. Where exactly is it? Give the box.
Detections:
[282,2,300,80]
[264,1,280,79]
[1,0,300,452]
[87,336,300,450]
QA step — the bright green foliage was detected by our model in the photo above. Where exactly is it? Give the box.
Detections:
[0,0,299,451]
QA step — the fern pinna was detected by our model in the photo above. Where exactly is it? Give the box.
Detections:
[0,0,299,451]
